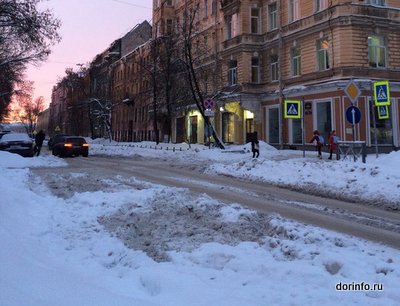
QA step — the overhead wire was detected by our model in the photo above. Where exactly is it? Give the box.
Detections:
[109,0,152,10]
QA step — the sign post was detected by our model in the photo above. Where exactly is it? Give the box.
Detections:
[344,80,362,148]
[203,98,216,149]
[372,80,391,158]
[284,100,301,119]
[377,105,389,119]
[284,100,304,157]
[373,81,390,106]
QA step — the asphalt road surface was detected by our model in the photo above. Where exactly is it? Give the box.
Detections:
[31,155,400,250]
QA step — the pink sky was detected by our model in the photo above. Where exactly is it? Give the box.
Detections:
[26,0,153,107]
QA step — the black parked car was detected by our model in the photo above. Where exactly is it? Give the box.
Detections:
[51,136,89,157]
[0,133,34,157]
[48,134,69,150]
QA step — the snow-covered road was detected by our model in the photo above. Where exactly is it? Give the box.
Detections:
[31,155,400,249]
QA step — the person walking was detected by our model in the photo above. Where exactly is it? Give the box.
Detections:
[328,130,339,160]
[34,130,46,156]
[251,132,260,158]
[310,130,324,159]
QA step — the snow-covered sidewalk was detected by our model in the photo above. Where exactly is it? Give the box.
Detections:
[1,142,399,306]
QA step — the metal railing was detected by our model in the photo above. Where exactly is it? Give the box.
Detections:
[337,141,366,163]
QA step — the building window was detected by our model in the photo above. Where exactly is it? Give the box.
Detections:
[368,0,385,6]
[289,0,300,23]
[271,54,279,81]
[315,0,328,12]
[204,0,208,18]
[226,13,238,39]
[268,3,277,31]
[251,8,260,34]
[291,48,301,76]
[166,19,173,35]
[228,60,237,86]
[211,0,217,16]
[368,35,386,68]
[166,0,173,6]
[369,99,393,145]
[317,38,330,71]
[251,57,260,83]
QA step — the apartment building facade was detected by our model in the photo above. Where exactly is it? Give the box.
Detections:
[110,21,155,142]
[152,0,400,150]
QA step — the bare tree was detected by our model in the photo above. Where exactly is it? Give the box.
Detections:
[0,0,61,121]
[12,82,45,134]
[89,98,113,141]
[176,1,225,148]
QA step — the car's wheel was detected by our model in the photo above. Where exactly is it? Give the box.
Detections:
[52,148,57,156]
[82,153,88,157]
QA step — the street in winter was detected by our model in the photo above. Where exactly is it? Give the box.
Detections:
[2,0,400,305]
[1,141,399,306]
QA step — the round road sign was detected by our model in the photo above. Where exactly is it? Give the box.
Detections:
[203,98,215,110]
[346,106,361,125]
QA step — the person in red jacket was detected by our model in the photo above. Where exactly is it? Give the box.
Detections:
[328,130,339,160]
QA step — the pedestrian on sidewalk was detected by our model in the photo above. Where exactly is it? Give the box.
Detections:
[328,130,339,160]
[34,130,46,156]
[310,130,324,159]
[251,132,260,158]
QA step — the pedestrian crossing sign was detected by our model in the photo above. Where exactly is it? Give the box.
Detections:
[373,81,390,106]
[377,105,389,120]
[284,100,301,119]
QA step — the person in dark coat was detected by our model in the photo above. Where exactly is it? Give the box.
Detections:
[328,130,339,160]
[309,130,323,159]
[251,132,260,158]
[34,130,46,156]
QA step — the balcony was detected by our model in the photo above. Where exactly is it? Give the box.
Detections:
[223,34,264,50]
[221,0,241,14]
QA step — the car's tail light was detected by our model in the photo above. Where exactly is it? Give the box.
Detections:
[82,143,89,147]
[64,143,73,148]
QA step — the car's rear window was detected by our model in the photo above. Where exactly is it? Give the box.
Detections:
[65,137,86,145]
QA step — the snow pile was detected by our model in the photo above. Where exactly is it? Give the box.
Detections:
[1,145,400,305]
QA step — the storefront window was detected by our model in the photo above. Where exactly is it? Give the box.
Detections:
[268,107,280,144]
[222,112,234,143]
[369,100,393,145]
[291,119,302,144]
[316,101,331,141]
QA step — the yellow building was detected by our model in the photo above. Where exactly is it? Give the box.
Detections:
[152,0,400,151]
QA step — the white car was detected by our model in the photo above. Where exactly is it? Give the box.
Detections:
[0,133,35,157]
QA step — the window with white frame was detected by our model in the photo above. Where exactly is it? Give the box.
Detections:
[271,54,279,81]
[226,13,238,39]
[251,8,260,34]
[204,0,208,18]
[291,47,301,76]
[289,0,300,23]
[251,57,260,83]
[368,0,385,6]
[268,3,277,31]
[368,35,386,68]
[228,60,237,86]
[317,38,330,71]
[211,0,217,16]
[315,0,328,12]
[166,19,173,35]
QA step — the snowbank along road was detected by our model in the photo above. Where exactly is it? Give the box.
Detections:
[31,155,400,259]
